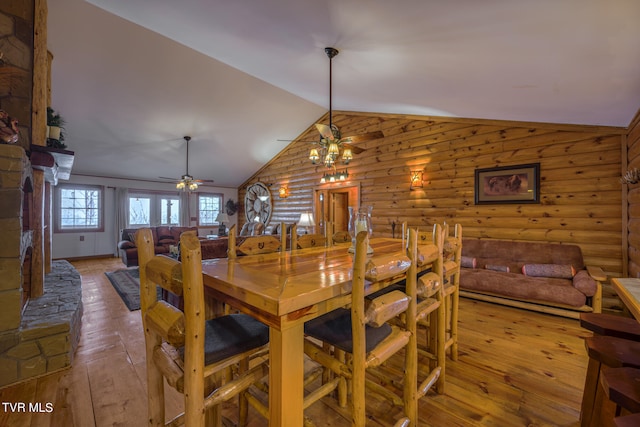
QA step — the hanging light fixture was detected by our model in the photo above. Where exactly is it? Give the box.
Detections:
[159,136,214,191]
[310,47,355,182]
[177,136,198,191]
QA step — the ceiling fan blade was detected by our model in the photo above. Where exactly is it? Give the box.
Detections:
[315,123,334,140]
[343,130,384,144]
[159,176,179,181]
[194,179,215,183]
[341,142,365,155]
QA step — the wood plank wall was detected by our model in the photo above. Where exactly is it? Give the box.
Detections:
[240,112,626,311]
[626,109,640,279]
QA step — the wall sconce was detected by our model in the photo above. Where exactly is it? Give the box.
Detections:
[279,186,289,198]
[410,170,423,190]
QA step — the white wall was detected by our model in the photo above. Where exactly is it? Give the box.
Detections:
[52,175,238,259]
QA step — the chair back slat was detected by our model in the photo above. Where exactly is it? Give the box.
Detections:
[295,234,327,249]
[145,255,183,296]
[237,235,282,255]
[365,290,410,327]
[364,253,411,282]
[332,231,351,244]
[229,223,284,257]
[145,300,185,346]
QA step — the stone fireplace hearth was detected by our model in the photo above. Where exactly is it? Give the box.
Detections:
[0,145,82,388]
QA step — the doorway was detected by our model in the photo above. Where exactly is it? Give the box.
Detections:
[314,185,360,235]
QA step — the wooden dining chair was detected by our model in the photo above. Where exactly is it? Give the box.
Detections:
[136,229,270,427]
[303,230,417,426]
[410,223,448,394]
[227,223,286,258]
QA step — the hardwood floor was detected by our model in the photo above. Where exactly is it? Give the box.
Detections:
[0,257,590,426]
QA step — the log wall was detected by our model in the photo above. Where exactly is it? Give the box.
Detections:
[626,109,640,279]
[240,112,626,311]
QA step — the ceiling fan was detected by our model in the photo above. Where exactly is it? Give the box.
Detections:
[308,47,384,169]
[159,136,214,191]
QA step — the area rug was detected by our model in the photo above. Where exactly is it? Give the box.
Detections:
[105,267,160,311]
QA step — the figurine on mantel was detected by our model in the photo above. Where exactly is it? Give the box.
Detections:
[0,110,19,144]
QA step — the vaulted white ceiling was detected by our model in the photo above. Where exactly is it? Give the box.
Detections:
[46,0,640,187]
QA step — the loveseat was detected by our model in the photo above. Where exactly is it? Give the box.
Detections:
[117,226,229,267]
[459,238,605,318]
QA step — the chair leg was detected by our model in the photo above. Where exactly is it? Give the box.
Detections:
[146,338,165,427]
[450,286,459,361]
[581,358,602,427]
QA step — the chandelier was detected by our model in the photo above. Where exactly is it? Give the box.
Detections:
[176,175,198,191]
[310,47,352,182]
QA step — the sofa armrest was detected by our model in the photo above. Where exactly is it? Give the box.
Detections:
[584,265,604,313]
[585,265,607,282]
[118,240,136,250]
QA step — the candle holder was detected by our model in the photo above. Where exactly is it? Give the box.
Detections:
[348,206,373,254]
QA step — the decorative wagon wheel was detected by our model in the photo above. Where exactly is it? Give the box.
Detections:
[244,182,272,225]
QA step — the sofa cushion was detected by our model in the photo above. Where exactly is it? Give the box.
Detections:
[170,227,197,241]
[460,269,587,307]
[156,226,172,241]
[462,238,586,271]
[522,263,575,279]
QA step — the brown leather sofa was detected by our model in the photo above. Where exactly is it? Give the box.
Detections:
[459,238,605,318]
[117,226,229,267]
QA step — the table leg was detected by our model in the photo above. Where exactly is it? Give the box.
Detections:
[269,323,304,427]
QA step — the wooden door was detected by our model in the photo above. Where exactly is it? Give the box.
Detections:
[331,192,349,232]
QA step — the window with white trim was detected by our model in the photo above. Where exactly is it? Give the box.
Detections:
[128,193,180,227]
[54,184,104,232]
[198,193,223,226]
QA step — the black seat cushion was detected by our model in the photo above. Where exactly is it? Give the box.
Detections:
[304,308,392,354]
[180,313,269,365]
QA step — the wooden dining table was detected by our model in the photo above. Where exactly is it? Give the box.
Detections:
[200,237,407,426]
[611,277,640,320]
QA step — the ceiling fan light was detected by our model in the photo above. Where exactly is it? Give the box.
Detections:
[309,148,319,163]
[323,153,335,168]
[189,182,198,191]
[176,181,185,190]
[341,148,352,164]
[327,142,340,156]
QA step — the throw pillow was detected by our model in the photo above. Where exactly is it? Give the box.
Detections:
[461,256,477,268]
[127,232,137,243]
[485,264,510,272]
[522,264,575,279]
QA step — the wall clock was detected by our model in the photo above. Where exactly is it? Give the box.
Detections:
[244,182,272,225]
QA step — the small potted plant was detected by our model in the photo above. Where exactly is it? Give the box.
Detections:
[46,107,67,149]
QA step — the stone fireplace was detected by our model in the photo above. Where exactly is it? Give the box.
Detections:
[0,144,82,388]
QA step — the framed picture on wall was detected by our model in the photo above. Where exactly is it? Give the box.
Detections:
[474,163,540,204]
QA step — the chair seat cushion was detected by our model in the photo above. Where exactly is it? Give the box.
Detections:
[180,313,269,365]
[304,308,392,354]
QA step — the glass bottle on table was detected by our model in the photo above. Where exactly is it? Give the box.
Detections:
[348,206,373,254]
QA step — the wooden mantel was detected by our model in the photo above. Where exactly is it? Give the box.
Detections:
[29,144,74,185]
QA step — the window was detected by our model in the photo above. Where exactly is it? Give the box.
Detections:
[128,193,180,227]
[198,193,223,226]
[54,184,104,232]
